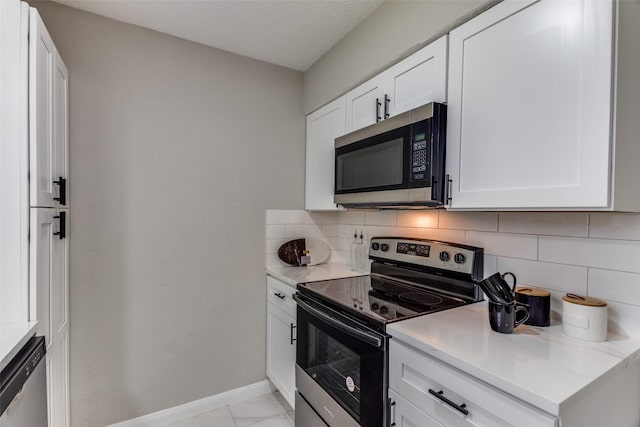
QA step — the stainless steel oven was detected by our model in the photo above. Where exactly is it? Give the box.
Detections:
[293,237,484,427]
[334,103,447,208]
[293,292,388,427]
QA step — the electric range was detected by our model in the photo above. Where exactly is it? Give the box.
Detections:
[294,237,484,427]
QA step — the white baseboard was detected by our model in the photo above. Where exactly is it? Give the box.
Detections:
[107,380,275,427]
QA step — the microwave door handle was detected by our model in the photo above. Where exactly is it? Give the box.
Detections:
[293,294,383,348]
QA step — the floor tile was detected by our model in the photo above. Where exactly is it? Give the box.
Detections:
[248,413,293,427]
[163,406,236,427]
[229,393,288,427]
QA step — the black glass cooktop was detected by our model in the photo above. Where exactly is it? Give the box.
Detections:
[298,275,465,328]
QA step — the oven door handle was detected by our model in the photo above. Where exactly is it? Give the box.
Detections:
[293,293,383,348]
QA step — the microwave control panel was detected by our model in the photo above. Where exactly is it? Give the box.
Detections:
[410,121,430,184]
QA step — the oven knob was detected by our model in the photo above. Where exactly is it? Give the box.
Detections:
[439,251,450,262]
[371,242,380,251]
[381,244,390,252]
[454,253,466,264]
[379,306,389,315]
[371,302,379,310]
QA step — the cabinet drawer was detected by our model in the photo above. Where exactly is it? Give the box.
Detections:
[266,275,296,317]
[389,389,444,427]
[390,340,557,427]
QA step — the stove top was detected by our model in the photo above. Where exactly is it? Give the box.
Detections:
[297,237,484,330]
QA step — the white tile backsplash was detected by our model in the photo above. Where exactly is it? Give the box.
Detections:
[320,224,339,237]
[304,211,339,224]
[396,211,439,228]
[338,211,365,224]
[466,231,538,259]
[483,255,498,278]
[499,212,589,237]
[589,213,640,240]
[439,211,498,232]
[364,211,397,226]
[607,301,640,337]
[265,209,640,335]
[588,269,640,306]
[265,225,285,239]
[284,224,323,238]
[497,257,588,295]
[539,236,640,273]
[410,227,466,243]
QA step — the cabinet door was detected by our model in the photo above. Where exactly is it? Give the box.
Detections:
[386,35,447,117]
[266,302,296,408]
[305,96,346,211]
[389,389,444,427]
[30,9,69,208]
[31,208,70,427]
[345,74,386,133]
[446,0,613,209]
[47,333,70,427]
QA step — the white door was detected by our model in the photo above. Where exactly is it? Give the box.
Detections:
[30,208,70,427]
[266,302,296,408]
[446,0,613,209]
[345,74,386,133]
[47,333,70,427]
[305,96,346,211]
[386,36,448,117]
[30,8,69,208]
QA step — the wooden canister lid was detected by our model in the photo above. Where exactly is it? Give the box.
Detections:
[562,293,607,307]
[515,286,550,297]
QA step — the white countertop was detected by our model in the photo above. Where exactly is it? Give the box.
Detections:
[0,321,39,371]
[266,263,365,287]
[388,302,640,416]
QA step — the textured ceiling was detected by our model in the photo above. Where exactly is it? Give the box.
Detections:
[51,0,384,71]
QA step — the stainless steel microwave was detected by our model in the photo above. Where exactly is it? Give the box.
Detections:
[334,102,446,208]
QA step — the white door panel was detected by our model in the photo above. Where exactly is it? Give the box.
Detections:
[446,0,613,209]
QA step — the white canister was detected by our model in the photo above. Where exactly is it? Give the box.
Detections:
[562,293,608,342]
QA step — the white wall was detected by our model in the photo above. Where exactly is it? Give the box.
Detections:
[302,0,497,114]
[29,3,304,426]
[266,209,640,338]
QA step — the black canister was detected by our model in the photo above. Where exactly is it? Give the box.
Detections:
[515,286,551,327]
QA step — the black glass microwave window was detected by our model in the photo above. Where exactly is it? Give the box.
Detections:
[336,138,404,192]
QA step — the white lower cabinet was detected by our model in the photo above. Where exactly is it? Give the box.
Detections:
[47,333,70,427]
[266,275,296,408]
[389,389,443,427]
[31,208,69,427]
[389,340,557,427]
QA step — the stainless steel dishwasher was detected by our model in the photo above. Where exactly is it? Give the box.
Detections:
[0,336,48,426]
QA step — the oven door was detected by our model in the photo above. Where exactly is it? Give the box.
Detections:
[294,293,387,427]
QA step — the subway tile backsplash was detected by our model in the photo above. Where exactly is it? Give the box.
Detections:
[265,209,640,336]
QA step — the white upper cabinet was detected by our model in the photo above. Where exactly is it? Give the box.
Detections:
[445,0,632,210]
[345,74,386,133]
[345,36,448,133]
[386,35,447,117]
[305,96,346,211]
[30,9,69,208]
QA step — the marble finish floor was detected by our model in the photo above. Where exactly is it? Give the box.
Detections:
[164,391,294,427]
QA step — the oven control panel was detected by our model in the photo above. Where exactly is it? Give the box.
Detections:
[369,237,482,276]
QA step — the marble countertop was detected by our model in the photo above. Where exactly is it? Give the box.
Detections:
[388,302,640,416]
[266,263,365,287]
[0,321,39,371]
